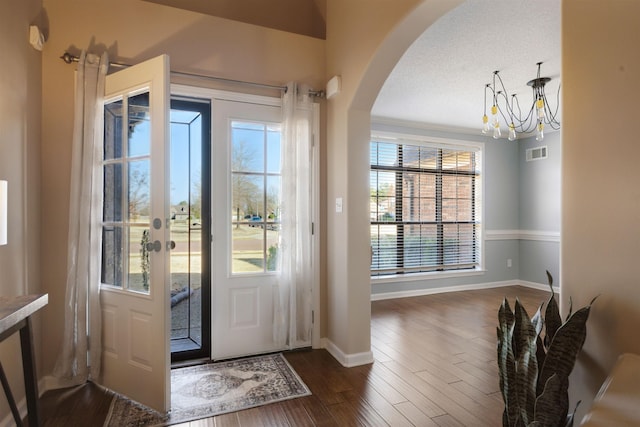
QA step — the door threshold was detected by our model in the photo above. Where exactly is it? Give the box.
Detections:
[171,357,210,369]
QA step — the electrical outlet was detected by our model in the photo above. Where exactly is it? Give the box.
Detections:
[507,258,512,268]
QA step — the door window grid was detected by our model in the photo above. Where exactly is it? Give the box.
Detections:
[230,121,282,274]
[102,91,153,293]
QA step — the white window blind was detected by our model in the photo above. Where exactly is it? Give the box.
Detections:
[370,140,481,276]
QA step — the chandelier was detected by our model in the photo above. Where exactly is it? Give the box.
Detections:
[482,62,560,141]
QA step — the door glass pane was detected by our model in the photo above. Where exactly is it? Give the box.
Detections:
[103,163,123,222]
[128,92,150,157]
[101,225,123,287]
[232,174,264,273]
[266,126,281,173]
[128,159,150,222]
[129,226,151,292]
[266,175,280,272]
[232,122,265,173]
[104,99,123,161]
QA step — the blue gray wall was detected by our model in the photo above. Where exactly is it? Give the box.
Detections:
[370,121,561,297]
[518,132,561,285]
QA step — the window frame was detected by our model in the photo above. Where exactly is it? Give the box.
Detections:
[369,131,484,281]
[229,119,283,275]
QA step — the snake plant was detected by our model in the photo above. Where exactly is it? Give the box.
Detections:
[497,271,596,427]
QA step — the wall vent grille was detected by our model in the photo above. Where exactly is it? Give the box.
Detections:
[526,146,548,162]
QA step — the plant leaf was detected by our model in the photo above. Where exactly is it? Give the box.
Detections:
[515,346,538,424]
[534,374,569,427]
[537,304,593,396]
[531,302,544,339]
[511,301,539,424]
[545,270,553,287]
[564,400,581,427]
[499,298,514,333]
[535,335,546,377]
[497,299,519,426]
[544,274,562,350]
[513,300,536,361]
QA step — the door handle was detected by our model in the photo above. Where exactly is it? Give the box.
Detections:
[167,240,176,250]
[146,240,162,252]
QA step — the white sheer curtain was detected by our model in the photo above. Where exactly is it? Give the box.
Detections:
[54,51,108,385]
[274,82,314,348]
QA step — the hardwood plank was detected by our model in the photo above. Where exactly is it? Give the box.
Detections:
[369,362,446,418]
[383,360,490,426]
[330,391,389,427]
[39,382,112,426]
[449,380,504,412]
[213,412,240,427]
[277,397,319,427]
[186,418,215,426]
[37,286,548,427]
[235,407,268,426]
[287,395,339,426]
[248,403,292,427]
[394,401,440,427]
[432,414,466,427]
[365,366,407,405]
[344,386,413,427]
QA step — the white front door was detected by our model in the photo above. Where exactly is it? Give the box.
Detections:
[99,55,171,412]
[211,99,285,360]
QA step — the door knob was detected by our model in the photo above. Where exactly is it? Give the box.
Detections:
[146,240,162,252]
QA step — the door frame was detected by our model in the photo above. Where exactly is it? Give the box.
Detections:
[171,84,321,357]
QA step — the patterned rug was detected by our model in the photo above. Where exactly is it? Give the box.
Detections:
[104,353,311,426]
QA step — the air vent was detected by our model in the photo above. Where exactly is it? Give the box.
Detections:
[526,146,548,162]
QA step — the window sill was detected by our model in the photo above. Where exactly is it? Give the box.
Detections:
[370,268,486,285]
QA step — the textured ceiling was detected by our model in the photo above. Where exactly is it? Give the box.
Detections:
[372,0,561,135]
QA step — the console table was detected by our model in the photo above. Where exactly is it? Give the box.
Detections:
[0,294,48,427]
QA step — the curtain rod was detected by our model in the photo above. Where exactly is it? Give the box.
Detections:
[60,51,325,97]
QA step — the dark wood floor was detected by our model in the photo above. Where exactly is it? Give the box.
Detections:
[37,285,549,426]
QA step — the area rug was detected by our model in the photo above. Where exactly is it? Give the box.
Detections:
[104,353,311,426]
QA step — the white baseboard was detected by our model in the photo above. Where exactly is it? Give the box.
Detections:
[518,280,560,293]
[0,377,49,427]
[0,401,25,427]
[321,338,374,368]
[371,279,559,301]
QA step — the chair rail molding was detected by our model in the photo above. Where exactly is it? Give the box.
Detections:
[485,229,560,243]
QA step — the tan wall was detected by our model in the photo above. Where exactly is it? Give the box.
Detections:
[0,0,43,419]
[40,0,325,377]
[562,0,640,421]
[324,0,461,358]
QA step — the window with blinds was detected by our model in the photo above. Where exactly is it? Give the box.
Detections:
[370,139,481,276]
